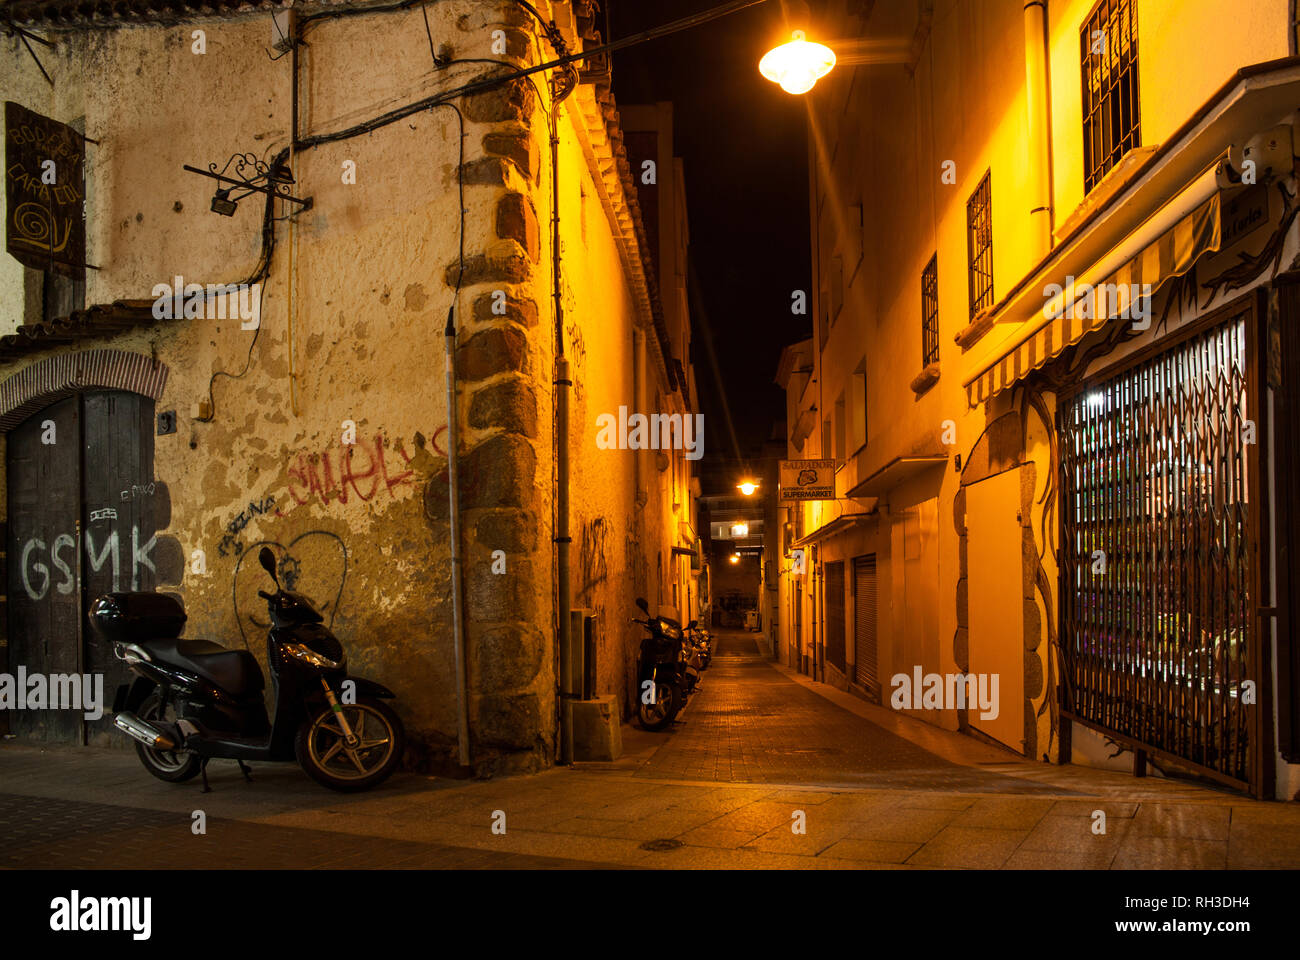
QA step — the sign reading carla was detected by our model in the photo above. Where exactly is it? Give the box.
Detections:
[779,459,834,502]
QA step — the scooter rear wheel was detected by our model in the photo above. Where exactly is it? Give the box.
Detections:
[296,696,405,792]
[135,692,202,783]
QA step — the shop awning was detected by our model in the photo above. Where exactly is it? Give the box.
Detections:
[792,511,874,547]
[965,189,1222,405]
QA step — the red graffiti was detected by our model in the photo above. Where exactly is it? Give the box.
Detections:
[285,432,415,509]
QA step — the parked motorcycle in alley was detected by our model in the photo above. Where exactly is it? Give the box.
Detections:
[686,621,712,669]
[99,546,405,792]
[633,597,700,731]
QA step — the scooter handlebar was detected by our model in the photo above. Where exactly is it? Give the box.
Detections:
[258,589,275,600]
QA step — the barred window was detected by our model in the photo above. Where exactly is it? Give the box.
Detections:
[921,253,938,366]
[1081,0,1140,193]
[966,172,993,320]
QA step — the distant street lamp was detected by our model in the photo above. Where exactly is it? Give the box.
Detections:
[730,522,749,537]
[758,29,836,94]
[737,479,759,496]
[730,554,741,564]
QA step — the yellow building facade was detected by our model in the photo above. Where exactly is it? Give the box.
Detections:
[780,0,1300,798]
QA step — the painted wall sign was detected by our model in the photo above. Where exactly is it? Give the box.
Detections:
[779,459,835,502]
[1221,184,1269,249]
[4,101,86,278]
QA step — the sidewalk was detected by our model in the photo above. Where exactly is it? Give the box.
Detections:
[0,630,1297,869]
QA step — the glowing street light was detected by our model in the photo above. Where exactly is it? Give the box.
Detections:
[759,30,836,95]
[737,479,759,496]
[730,522,749,538]
[730,554,741,564]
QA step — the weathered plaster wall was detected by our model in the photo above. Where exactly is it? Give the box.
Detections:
[0,2,559,773]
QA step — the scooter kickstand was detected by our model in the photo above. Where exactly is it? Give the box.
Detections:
[237,760,253,783]
[199,758,212,794]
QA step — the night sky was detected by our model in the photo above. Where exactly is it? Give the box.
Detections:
[606,0,812,494]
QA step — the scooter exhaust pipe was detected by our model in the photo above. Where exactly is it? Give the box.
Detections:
[114,712,176,751]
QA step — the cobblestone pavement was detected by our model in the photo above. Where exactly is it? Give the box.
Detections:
[0,630,1297,869]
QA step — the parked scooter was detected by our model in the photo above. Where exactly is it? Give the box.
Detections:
[101,546,405,792]
[633,597,699,731]
[686,621,712,669]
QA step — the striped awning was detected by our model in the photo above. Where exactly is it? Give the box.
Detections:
[966,190,1223,405]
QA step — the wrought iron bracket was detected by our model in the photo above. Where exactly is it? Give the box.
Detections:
[183,152,312,210]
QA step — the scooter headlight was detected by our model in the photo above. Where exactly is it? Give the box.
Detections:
[282,643,341,669]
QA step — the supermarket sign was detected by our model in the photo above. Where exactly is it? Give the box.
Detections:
[779,459,835,502]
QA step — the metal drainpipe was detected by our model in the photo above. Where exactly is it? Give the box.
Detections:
[445,305,471,768]
[550,100,574,766]
[1023,0,1055,253]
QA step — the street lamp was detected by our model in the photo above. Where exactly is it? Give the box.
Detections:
[737,479,759,496]
[730,554,741,564]
[759,29,836,94]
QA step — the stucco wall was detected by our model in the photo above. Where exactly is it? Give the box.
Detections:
[0,1,667,775]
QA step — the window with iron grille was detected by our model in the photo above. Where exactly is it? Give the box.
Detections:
[1080,0,1140,193]
[966,172,993,320]
[921,253,939,366]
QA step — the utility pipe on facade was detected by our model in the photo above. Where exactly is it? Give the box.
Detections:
[548,81,577,766]
[445,304,471,768]
[1024,0,1055,256]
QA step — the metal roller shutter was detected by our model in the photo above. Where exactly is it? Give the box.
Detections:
[853,554,877,692]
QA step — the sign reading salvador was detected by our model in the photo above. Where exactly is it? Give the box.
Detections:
[779,459,835,502]
[4,101,86,279]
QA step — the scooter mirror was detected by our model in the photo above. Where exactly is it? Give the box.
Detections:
[258,547,279,583]
[635,597,650,614]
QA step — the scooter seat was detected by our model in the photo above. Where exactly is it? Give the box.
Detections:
[139,638,265,698]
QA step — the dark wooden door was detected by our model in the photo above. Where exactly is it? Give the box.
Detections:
[5,391,156,744]
[81,391,156,745]
[6,397,83,742]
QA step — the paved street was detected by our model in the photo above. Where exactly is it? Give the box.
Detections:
[1,631,1297,869]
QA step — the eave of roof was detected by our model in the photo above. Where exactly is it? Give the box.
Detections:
[0,300,159,360]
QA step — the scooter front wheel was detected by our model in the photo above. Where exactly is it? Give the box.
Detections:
[296,696,405,792]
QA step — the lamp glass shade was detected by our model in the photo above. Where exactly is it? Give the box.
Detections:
[759,30,835,94]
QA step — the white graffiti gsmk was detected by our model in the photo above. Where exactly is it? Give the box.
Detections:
[21,526,157,599]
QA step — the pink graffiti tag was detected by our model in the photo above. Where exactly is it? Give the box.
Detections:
[285,433,415,509]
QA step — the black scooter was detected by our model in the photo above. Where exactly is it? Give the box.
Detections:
[100,547,405,792]
[633,597,698,731]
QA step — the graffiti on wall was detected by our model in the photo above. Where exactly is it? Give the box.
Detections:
[281,432,416,513]
[576,516,608,603]
[232,531,348,646]
[218,496,276,558]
